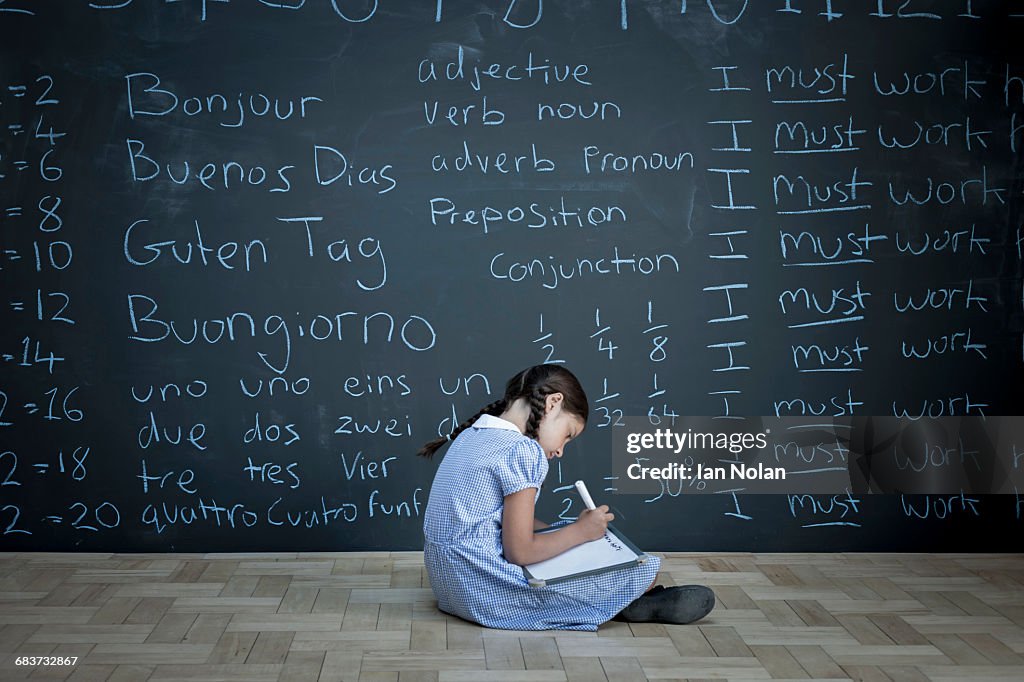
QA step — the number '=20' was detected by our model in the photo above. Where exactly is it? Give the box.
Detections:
[1,501,120,536]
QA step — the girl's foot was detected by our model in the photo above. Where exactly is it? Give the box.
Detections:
[616,585,715,624]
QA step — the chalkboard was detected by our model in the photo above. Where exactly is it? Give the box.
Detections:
[1,0,1022,553]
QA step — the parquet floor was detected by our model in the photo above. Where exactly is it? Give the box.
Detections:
[0,552,1022,681]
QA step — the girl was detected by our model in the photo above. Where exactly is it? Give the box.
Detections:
[418,364,715,630]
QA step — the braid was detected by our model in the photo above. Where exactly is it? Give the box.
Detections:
[416,398,507,459]
[523,387,547,439]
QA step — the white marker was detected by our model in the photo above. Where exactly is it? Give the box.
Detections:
[574,480,597,510]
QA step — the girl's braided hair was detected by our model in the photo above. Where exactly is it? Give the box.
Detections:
[416,364,589,459]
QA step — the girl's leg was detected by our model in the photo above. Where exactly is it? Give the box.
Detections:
[611,572,661,622]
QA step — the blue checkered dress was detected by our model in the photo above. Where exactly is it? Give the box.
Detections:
[423,414,661,631]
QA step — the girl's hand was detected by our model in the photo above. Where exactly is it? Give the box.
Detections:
[576,505,613,542]
[503,493,611,565]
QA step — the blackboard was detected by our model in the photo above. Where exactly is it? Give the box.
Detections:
[1,0,1022,553]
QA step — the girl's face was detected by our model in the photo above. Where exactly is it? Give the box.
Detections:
[537,393,586,460]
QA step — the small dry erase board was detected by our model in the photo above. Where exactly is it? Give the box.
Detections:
[523,524,648,588]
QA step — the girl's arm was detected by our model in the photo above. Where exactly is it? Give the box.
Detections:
[533,518,549,530]
[501,488,612,566]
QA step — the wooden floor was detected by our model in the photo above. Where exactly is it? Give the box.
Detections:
[1,553,1022,681]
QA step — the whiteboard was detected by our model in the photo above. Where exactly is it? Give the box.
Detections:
[523,525,647,587]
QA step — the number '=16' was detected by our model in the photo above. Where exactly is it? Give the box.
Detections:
[0,387,84,422]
